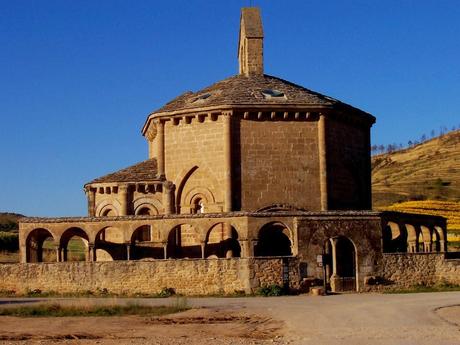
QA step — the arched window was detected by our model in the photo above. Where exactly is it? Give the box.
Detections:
[191,197,204,214]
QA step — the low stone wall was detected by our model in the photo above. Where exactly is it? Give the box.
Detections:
[378,253,460,288]
[0,257,299,296]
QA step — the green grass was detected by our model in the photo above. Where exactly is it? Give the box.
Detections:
[0,301,189,317]
[384,283,460,294]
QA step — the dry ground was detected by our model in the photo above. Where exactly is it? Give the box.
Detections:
[1,293,460,345]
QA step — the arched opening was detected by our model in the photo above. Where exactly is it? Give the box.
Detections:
[60,227,89,262]
[135,205,158,216]
[419,226,432,252]
[254,222,292,257]
[166,224,201,259]
[405,224,418,253]
[101,208,117,217]
[130,225,164,260]
[95,227,125,261]
[191,197,204,214]
[205,223,241,258]
[26,228,56,263]
[326,236,357,292]
[382,222,407,253]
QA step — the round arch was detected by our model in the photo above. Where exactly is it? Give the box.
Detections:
[166,223,202,259]
[204,222,241,258]
[133,196,162,215]
[382,222,407,253]
[94,226,126,261]
[95,200,121,217]
[26,228,56,263]
[254,222,292,257]
[59,227,89,262]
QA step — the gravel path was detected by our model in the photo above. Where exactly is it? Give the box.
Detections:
[1,292,459,345]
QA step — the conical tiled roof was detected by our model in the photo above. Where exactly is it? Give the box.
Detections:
[86,159,159,184]
[150,74,372,118]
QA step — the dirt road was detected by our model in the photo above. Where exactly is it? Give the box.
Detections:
[0,292,459,344]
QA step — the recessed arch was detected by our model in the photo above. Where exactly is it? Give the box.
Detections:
[133,196,162,215]
[96,199,121,217]
[59,227,89,262]
[382,222,407,253]
[26,228,56,263]
[204,222,241,258]
[166,223,202,259]
[254,222,292,257]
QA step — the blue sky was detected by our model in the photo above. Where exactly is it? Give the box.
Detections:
[1,0,459,216]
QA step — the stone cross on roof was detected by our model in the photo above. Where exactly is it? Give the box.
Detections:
[238,7,264,76]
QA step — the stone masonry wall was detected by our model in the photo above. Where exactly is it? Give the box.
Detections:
[0,257,299,296]
[379,253,460,288]
[326,117,371,210]
[237,118,320,211]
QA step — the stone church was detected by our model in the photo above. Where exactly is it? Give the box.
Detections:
[16,8,452,295]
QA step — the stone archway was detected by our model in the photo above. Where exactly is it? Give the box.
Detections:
[205,223,241,258]
[326,236,357,292]
[166,224,202,259]
[26,228,56,263]
[59,227,89,262]
[254,222,292,257]
[130,225,164,260]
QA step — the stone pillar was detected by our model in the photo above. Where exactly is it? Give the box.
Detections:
[408,241,417,253]
[200,241,206,259]
[163,181,175,214]
[440,240,446,252]
[250,240,258,257]
[224,223,233,258]
[20,245,27,263]
[318,113,328,211]
[424,241,432,253]
[88,244,95,262]
[223,112,232,212]
[239,240,249,257]
[56,247,61,262]
[157,120,165,178]
[119,185,129,216]
[162,242,168,259]
[126,243,131,260]
[86,187,96,217]
[330,238,341,292]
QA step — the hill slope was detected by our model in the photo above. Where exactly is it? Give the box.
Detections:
[372,130,460,207]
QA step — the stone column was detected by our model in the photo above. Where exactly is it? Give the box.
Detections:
[200,241,206,259]
[330,238,341,292]
[424,241,432,253]
[85,187,96,217]
[162,242,168,259]
[126,243,131,260]
[119,185,129,216]
[440,240,446,252]
[223,112,232,212]
[156,120,165,178]
[88,244,96,262]
[239,240,249,258]
[56,247,61,262]
[318,113,328,211]
[224,223,233,258]
[408,241,417,253]
[250,240,258,257]
[162,181,175,214]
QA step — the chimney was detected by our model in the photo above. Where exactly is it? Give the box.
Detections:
[238,7,264,76]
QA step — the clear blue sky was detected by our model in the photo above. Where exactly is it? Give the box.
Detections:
[1,0,459,216]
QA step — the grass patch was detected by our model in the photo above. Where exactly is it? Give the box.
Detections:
[384,282,460,294]
[0,300,189,317]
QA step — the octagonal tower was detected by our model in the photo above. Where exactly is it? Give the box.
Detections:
[140,7,375,215]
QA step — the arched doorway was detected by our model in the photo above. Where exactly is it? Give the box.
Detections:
[325,236,357,292]
[130,225,164,260]
[254,222,292,256]
[26,228,56,262]
[60,227,89,262]
[205,223,241,258]
[166,224,201,259]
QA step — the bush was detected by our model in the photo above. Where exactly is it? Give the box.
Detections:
[157,287,175,298]
[257,284,285,297]
[0,232,19,252]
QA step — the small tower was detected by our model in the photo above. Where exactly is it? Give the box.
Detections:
[238,7,264,76]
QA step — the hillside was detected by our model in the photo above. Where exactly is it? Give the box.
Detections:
[0,212,23,231]
[372,130,460,207]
